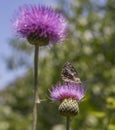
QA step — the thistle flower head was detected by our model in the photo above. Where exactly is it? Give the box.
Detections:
[50,82,85,116]
[12,4,68,46]
[50,82,85,102]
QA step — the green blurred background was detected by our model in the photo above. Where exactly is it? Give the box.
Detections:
[0,0,115,130]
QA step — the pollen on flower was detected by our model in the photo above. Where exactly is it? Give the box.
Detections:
[12,4,68,46]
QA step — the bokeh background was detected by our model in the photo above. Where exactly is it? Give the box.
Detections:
[0,0,115,130]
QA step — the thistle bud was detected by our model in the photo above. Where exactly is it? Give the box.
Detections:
[58,98,79,116]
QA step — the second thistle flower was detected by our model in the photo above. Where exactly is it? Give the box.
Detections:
[12,4,68,46]
[50,83,85,117]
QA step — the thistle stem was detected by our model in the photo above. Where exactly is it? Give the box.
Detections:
[66,116,70,130]
[32,45,40,130]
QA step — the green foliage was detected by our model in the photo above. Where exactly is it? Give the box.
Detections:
[0,0,115,130]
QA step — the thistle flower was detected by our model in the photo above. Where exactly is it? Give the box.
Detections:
[12,4,68,46]
[50,83,85,116]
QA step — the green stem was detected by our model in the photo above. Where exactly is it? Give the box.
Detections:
[66,116,70,130]
[32,45,40,130]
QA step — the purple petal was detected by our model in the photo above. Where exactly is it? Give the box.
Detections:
[50,83,85,102]
[12,4,68,45]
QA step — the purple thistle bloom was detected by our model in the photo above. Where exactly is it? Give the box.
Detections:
[12,4,68,45]
[50,83,85,102]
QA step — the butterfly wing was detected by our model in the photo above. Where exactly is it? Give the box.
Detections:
[61,62,81,84]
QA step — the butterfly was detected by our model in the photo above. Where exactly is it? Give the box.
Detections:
[61,62,81,84]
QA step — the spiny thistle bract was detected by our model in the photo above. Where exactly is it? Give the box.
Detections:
[50,83,85,116]
[12,4,68,46]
